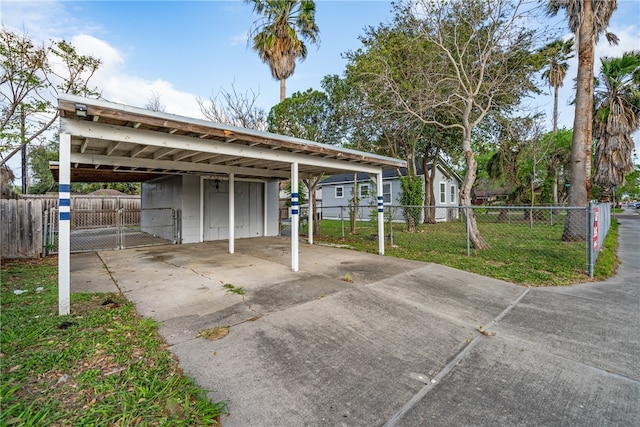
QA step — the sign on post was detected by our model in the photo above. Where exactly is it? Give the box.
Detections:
[593,206,599,252]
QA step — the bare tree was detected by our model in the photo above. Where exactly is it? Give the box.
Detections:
[144,91,166,112]
[197,82,266,131]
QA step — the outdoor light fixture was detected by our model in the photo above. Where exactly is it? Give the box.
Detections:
[215,179,220,190]
[75,103,88,117]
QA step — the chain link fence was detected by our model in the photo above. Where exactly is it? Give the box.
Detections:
[311,203,610,279]
[44,207,179,255]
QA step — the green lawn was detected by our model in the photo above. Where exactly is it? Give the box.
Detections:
[305,216,619,287]
[0,258,227,426]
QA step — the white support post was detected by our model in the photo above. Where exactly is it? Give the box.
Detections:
[377,172,385,255]
[58,133,71,315]
[199,176,204,242]
[308,180,314,245]
[263,181,268,237]
[291,163,299,272]
[229,173,235,254]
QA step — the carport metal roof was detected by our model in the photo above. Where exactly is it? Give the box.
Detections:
[58,94,405,182]
[56,94,406,316]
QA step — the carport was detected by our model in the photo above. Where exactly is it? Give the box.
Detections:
[56,94,406,315]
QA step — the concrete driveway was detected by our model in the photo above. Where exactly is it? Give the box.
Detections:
[71,215,640,426]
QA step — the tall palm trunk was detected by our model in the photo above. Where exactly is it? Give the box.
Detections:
[563,2,595,241]
[552,82,560,205]
[280,78,286,102]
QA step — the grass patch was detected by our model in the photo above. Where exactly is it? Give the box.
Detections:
[199,326,229,341]
[306,216,620,287]
[593,218,619,279]
[223,283,245,295]
[0,257,228,426]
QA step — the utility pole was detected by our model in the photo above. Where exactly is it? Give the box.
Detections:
[20,106,28,194]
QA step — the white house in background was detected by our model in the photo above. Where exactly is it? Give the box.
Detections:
[318,162,463,223]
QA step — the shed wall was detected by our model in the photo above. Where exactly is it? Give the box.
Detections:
[181,175,201,243]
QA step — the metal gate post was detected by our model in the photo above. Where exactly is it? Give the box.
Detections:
[466,206,471,257]
[116,208,123,249]
[587,202,595,278]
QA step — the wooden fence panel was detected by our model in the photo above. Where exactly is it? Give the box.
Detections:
[2,196,141,259]
[1,199,43,259]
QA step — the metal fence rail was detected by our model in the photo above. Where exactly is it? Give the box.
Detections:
[307,203,611,278]
[45,207,178,255]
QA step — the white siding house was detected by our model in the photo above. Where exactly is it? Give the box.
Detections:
[318,163,462,223]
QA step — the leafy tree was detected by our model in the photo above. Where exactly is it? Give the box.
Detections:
[0,29,101,166]
[28,138,59,194]
[342,23,461,224]
[267,88,336,236]
[358,0,542,249]
[267,88,336,142]
[593,51,640,202]
[398,174,423,232]
[245,0,320,102]
[321,74,378,234]
[197,82,267,131]
[617,165,640,201]
[539,128,573,204]
[546,0,619,240]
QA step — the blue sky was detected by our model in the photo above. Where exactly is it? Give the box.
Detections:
[1,0,639,178]
[1,0,397,117]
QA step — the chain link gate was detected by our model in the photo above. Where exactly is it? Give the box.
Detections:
[44,207,179,255]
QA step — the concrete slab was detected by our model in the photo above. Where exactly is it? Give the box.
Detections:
[68,215,640,426]
[70,252,119,293]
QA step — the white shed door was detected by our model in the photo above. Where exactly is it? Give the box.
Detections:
[204,180,264,241]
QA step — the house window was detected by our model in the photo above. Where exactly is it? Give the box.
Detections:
[359,183,370,198]
[450,185,456,204]
[383,182,392,205]
[335,186,344,198]
[440,182,446,204]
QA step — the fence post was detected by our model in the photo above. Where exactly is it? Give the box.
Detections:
[587,202,595,278]
[43,209,49,256]
[388,206,394,247]
[465,206,471,256]
[116,209,122,249]
[340,206,345,239]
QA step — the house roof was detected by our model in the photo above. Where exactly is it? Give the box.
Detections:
[318,162,462,186]
[57,95,406,183]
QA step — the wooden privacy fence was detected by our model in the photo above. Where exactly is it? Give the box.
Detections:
[1,195,141,259]
[1,199,44,259]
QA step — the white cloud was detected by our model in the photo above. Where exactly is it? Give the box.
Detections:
[55,34,201,119]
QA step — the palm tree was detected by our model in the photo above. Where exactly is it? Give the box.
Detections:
[540,38,574,204]
[546,0,619,240]
[246,0,320,102]
[593,51,640,203]
[541,39,574,134]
